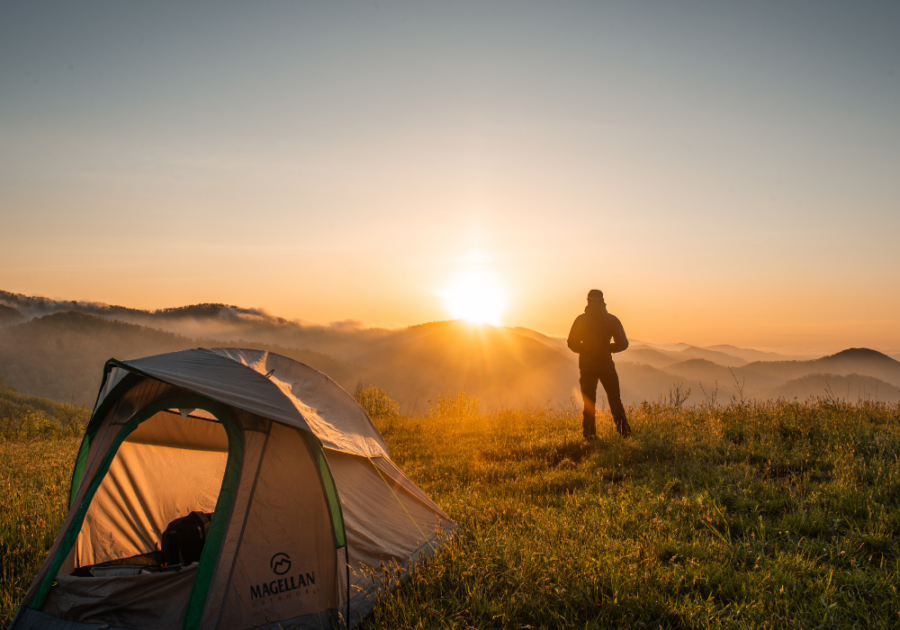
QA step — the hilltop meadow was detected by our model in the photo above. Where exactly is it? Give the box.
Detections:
[2,384,899,629]
[2,294,900,627]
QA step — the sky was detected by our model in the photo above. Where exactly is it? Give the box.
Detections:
[1,1,898,353]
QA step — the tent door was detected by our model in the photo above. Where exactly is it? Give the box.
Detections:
[29,395,244,630]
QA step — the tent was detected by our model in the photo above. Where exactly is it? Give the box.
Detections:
[10,348,453,630]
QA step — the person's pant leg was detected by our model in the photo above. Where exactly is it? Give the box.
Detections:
[598,363,631,437]
[579,367,599,438]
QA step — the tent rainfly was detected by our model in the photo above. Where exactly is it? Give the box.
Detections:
[10,348,453,630]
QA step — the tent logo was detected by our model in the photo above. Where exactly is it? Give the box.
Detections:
[270,553,291,575]
[250,564,317,602]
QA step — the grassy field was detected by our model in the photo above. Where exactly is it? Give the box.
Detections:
[0,437,80,628]
[2,397,899,629]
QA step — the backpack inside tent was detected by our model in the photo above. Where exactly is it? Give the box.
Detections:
[10,348,454,630]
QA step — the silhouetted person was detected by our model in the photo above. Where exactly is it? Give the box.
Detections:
[567,289,632,439]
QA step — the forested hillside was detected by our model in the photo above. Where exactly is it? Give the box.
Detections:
[0,305,23,325]
[0,312,580,410]
[0,312,358,404]
[0,312,189,402]
[0,290,392,360]
[3,295,900,409]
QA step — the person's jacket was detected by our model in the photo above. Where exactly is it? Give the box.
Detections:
[567,303,628,367]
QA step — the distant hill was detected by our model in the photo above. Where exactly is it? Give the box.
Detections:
[666,360,781,401]
[0,290,392,360]
[672,346,747,367]
[507,327,569,353]
[618,346,680,369]
[0,304,23,325]
[705,344,811,363]
[0,311,360,403]
[619,345,747,369]
[0,312,579,411]
[0,311,190,403]
[617,342,750,368]
[663,359,737,384]
[629,341,814,365]
[640,342,693,352]
[3,290,899,410]
[818,348,900,378]
[353,320,578,411]
[616,363,696,406]
[660,359,747,401]
[643,349,900,403]
[765,373,900,403]
[740,348,900,390]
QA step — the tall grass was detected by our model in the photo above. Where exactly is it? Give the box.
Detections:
[0,384,89,441]
[2,398,899,629]
[0,438,79,627]
[367,399,900,629]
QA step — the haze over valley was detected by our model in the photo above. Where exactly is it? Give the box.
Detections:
[3,290,899,412]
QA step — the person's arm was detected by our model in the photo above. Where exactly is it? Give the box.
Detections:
[567,316,583,354]
[609,316,629,353]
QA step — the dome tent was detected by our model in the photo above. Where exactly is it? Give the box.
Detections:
[10,348,453,630]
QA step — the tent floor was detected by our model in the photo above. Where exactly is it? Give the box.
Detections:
[11,608,132,630]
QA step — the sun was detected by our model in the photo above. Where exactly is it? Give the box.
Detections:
[441,270,507,326]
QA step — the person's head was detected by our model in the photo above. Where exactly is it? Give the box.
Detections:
[587,289,606,309]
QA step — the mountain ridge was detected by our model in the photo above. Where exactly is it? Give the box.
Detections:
[2,291,897,408]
